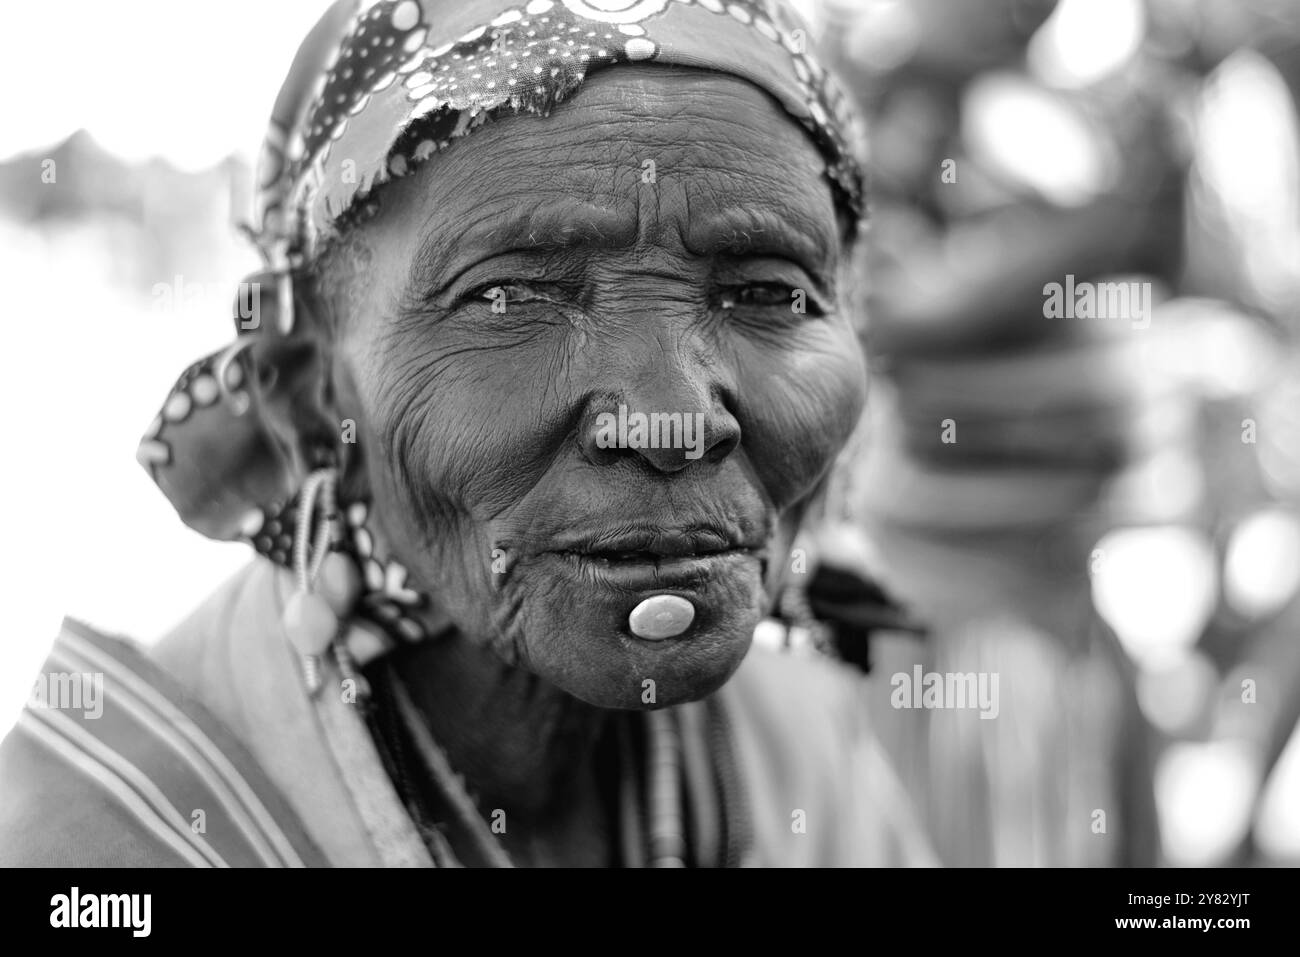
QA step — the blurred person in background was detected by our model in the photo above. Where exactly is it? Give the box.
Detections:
[806,0,1300,866]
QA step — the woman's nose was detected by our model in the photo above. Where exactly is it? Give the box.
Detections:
[577,366,741,473]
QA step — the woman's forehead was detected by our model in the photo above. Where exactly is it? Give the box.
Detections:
[373,67,840,260]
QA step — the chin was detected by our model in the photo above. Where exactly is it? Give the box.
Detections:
[492,550,769,709]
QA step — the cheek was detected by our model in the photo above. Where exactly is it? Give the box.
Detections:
[735,316,867,500]
[353,324,567,525]
[341,336,526,657]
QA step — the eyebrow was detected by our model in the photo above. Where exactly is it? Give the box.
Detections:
[684,206,836,276]
[405,193,838,301]
[408,199,636,298]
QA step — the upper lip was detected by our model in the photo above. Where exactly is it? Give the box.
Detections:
[550,526,752,560]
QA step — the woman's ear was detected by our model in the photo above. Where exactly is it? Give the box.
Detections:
[139,272,342,543]
[326,348,374,505]
[248,274,341,476]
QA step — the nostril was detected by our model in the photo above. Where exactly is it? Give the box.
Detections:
[577,403,622,467]
[703,428,740,464]
[578,403,739,473]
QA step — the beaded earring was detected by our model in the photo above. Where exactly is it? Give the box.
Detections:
[281,467,363,696]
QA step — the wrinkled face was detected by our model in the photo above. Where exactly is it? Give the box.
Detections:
[325,66,866,708]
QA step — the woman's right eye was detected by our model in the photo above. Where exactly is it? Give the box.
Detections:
[466,282,549,308]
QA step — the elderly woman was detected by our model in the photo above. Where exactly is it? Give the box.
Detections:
[0,0,930,867]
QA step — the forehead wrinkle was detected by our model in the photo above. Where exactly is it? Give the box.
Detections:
[377,65,841,298]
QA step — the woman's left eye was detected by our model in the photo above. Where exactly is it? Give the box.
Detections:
[476,282,544,306]
[718,283,818,313]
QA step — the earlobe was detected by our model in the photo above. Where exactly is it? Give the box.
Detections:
[245,271,343,472]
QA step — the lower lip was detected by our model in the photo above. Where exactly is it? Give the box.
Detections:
[548,550,753,591]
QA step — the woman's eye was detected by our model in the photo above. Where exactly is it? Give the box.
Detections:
[461,281,574,313]
[718,283,821,314]
[475,282,540,308]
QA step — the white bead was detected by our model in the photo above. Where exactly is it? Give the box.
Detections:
[237,508,264,538]
[135,439,169,467]
[318,553,362,618]
[628,595,695,640]
[283,591,337,656]
[191,374,219,406]
[163,391,192,422]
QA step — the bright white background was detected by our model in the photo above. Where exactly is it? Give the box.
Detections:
[0,0,335,735]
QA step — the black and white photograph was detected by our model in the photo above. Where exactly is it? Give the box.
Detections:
[0,0,1296,931]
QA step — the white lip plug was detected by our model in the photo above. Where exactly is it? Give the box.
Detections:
[628,595,695,639]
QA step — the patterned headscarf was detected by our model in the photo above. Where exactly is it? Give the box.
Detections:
[138,0,867,657]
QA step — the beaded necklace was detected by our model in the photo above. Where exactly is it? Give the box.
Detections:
[369,661,750,868]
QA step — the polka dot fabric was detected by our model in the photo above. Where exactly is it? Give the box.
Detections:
[255,0,867,261]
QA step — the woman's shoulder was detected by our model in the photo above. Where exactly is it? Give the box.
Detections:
[0,620,208,865]
[0,617,327,867]
[724,635,877,754]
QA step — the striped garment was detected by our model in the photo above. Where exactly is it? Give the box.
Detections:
[2,619,325,867]
[0,561,935,867]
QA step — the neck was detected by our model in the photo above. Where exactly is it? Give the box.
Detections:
[389,632,608,823]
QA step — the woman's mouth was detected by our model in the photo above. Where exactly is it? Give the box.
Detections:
[550,548,755,590]
[544,526,765,592]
